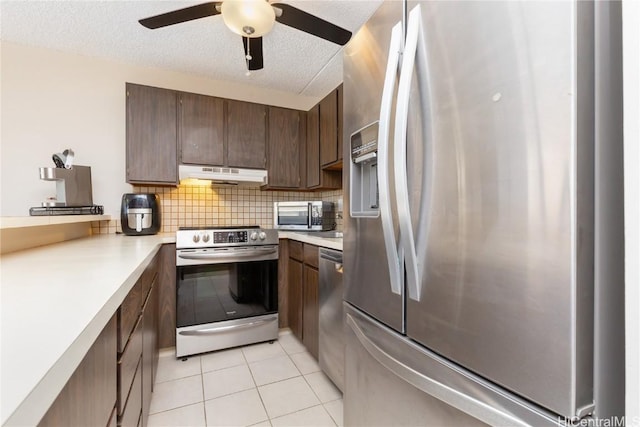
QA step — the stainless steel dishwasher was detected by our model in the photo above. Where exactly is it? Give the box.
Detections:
[319,247,344,391]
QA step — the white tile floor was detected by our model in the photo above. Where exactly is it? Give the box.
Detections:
[148,330,343,427]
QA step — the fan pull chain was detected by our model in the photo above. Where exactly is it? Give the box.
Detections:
[245,38,252,76]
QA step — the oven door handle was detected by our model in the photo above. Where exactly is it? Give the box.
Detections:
[178,317,278,335]
[178,247,278,260]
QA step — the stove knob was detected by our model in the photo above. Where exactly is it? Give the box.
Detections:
[193,235,200,243]
[258,231,266,241]
[250,232,258,241]
[202,234,210,243]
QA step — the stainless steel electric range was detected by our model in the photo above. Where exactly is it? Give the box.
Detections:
[175,226,279,357]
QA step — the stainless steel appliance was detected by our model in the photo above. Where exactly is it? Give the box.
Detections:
[273,201,335,231]
[121,194,161,236]
[39,165,93,207]
[178,164,268,187]
[318,248,344,392]
[343,1,624,425]
[175,226,279,357]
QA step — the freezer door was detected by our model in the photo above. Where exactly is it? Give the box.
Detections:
[343,0,404,333]
[344,304,562,427]
[401,1,594,419]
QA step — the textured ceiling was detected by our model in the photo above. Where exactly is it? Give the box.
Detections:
[0,0,382,97]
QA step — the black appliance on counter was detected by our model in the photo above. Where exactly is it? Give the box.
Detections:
[121,193,161,235]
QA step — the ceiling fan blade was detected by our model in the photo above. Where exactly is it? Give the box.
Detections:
[242,37,264,71]
[139,2,221,29]
[271,3,351,45]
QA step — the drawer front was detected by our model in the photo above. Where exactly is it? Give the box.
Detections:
[119,359,142,427]
[303,244,319,269]
[119,280,142,352]
[118,317,142,415]
[107,405,117,427]
[289,240,304,261]
[141,256,158,303]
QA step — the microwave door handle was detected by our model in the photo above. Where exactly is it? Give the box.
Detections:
[308,203,312,229]
[378,21,404,296]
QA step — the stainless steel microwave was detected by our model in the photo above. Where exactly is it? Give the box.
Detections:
[273,201,335,231]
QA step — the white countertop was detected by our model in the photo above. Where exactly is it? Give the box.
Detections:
[0,230,339,426]
[278,231,343,251]
[0,233,172,426]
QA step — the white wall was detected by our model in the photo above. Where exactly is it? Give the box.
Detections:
[623,0,640,424]
[0,41,320,217]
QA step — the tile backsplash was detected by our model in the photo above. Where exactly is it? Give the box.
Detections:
[92,184,343,234]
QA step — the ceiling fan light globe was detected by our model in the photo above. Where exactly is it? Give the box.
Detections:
[221,0,275,38]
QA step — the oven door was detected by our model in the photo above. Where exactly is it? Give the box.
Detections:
[175,246,279,357]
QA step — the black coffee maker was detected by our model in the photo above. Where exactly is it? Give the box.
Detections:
[121,194,161,236]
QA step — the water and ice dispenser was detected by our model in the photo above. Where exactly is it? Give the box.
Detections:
[350,122,380,217]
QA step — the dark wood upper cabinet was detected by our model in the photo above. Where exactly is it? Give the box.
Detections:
[320,89,339,167]
[126,83,178,185]
[318,85,344,172]
[337,84,344,164]
[306,105,321,188]
[226,100,267,169]
[306,94,341,190]
[179,92,225,166]
[266,107,303,188]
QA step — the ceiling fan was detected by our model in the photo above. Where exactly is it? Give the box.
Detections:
[139,0,352,71]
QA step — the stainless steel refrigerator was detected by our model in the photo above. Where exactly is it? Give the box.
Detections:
[343,1,624,425]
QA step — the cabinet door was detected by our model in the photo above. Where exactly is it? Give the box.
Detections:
[278,239,290,328]
[158,244,176,349]
[320,89,338,166]
[288,258,304,341]
[141,284,157,427]
[337,84,344,164]
[126,84,178,184]
[226,100,267,169]
[303,265,320,360]
[268,107,302,188]
[179,92,225,166]
[306,105,321,188]
[38,316,117,427]
[306,92,342,190]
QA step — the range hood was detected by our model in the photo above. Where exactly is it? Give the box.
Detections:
[178,165,267,186]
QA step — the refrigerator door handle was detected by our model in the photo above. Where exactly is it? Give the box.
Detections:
[394,5,423,301]
[346,313,530,427]
[377,21,404,296]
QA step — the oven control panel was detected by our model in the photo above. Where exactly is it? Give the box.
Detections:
[176,227,279,249]
[214,231,247,244]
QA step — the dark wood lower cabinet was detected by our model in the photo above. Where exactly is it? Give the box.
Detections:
[157,244,176,349]
[141,284,158,427]
[119,253,159,427]
[278,239,290,328]
[284,240,320,359]
[118,318,143,415]
[120,359,142,427]
[302,264,319,360]
[38,315,117,427]
[288,257,304,341]
[108,405,118,427]
[38,248,165,427]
